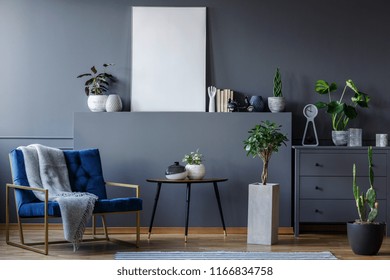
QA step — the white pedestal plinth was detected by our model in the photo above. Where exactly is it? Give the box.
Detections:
[247,183,280,245]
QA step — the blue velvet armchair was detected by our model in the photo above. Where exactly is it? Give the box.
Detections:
[5,148,142,255]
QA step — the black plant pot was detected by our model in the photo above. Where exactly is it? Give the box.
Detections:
[347,222,386,255]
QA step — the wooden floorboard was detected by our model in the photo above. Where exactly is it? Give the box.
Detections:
[1,229,390,260]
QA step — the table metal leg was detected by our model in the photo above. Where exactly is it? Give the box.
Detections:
[213,182,227,236]
[148,182,162,239]
[184,183,192,242]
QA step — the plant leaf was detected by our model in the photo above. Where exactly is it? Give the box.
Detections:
[315,80,330,94]
[315,101,328,109]
[91,66,97,74]
[77,73,92,78]
[315,80,337,94]
[343,104,358,119]
[346,79,359,94]
[352,91,370,108]
[327,101,343,114]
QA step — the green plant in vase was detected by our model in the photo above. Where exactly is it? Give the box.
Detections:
[268,68,285,112]
[314,79,370,145]
[347,146,385,255]
[182,149,205,180]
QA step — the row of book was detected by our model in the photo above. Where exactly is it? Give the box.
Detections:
[215,88,234,112]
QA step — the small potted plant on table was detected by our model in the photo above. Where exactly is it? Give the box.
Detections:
[243,120,288,245]
[182,149,205,180]
[347,146,386,255]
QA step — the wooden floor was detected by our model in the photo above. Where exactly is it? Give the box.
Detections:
[1,229,390,260]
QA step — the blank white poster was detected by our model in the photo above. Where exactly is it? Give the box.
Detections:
[131,7,206,112]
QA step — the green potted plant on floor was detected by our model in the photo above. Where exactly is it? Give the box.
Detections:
[243,120,288,245]
[77,63,116,112]
[314,79,370,145]
[347,146,386,255]
[268,68,285,112]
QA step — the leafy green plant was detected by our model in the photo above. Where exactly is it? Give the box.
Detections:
[244,120,288,185]
[353,146,378,223]
[77,63,116,96]
[273,68,282,97]
[182,149,203,165]
[314,79,370,131]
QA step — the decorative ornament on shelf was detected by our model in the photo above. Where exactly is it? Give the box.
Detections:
[207,86,217,112]
[302,104,319,146]
[106,94,123,112]
[165,162,188,180]
[182,149,205,180]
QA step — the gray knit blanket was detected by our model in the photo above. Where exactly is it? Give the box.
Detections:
[19,144,98,251]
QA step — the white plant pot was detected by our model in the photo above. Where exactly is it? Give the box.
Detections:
[185,164,205,180]
[106,94,123,112]
[247,183,280,245]
[87,95,108,112]
[332,130,348,146]
[268,97,285,112]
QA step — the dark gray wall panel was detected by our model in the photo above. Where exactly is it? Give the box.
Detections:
[1,0,389,141]
[74,112,292,227]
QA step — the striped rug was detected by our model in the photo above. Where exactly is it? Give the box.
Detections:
[115,251,337,260]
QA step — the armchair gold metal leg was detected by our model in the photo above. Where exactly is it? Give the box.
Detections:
[101,215,109,240]
[5,185,10,245]
[92,215,96,238]
[136,211,141,247]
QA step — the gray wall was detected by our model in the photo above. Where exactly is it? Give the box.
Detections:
[74,112,292,227]
[1,0,389,223]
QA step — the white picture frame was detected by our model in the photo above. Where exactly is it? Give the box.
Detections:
[131,7,206,112]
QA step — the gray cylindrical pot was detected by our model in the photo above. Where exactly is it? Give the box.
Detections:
[332,130,348,146]
[267,97,285,112]
[347,222,386,255]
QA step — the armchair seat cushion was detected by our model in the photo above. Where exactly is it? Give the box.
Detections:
[18,197,143,218]
[94,197,143,213]
[19,201,62,217]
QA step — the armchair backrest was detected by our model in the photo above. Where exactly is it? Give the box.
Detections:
[9,148,107,209]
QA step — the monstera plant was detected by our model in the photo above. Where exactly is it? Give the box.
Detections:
[314,79,370,131]
[314,79,370,145]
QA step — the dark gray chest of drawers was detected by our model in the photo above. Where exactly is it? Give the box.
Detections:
[294,146,390,237]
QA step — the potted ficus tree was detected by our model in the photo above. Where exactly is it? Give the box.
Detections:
[243,120,288,245]
[347,146,386,255]
[314,79,370,145]
[77,63,116,112]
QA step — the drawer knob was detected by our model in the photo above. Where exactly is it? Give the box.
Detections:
[315,209,323,214]
[315,186,323,191]
[315,163,323,167]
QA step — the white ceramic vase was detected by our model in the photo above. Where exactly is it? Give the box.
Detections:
[105,94,123,112]
[87,95,107,112]
[185,164,205,180]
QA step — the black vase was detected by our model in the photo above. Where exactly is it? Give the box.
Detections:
[347,222,386,255]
